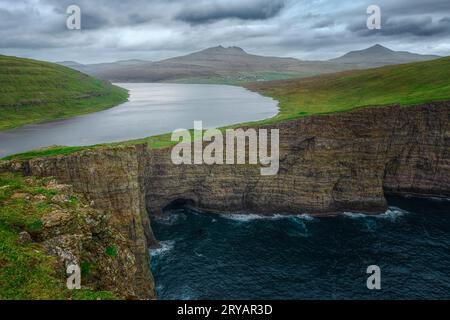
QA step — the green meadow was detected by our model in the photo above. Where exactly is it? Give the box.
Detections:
[0,55,128,131]
[246,56,450,124]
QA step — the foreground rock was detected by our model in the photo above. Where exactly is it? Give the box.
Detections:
[0,174,156,299]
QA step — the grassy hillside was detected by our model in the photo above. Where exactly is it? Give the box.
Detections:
[3,57,450,160]
[0,55,128,130]
[246,56,450,123]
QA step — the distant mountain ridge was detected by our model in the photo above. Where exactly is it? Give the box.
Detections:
[330,44,440,67]
[56,45,441,83]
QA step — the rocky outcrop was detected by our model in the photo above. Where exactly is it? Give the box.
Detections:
[1,101,449,298]
[0,146,157,299]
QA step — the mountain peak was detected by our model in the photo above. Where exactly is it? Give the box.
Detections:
[330,44,439,67]
[200,46,247,54]
[366,44,393,52]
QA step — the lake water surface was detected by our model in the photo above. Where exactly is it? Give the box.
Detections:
[0,83,278,158]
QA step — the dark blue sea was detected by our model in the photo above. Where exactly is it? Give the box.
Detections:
[151,196,450,300]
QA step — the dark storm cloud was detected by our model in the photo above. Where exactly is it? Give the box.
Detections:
[348,15,450,37]
[175,0,286,24]
[40,0,286,28]
[382,16,450,37]
[81,12,109,30]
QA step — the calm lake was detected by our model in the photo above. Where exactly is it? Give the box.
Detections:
[0,83,278,158]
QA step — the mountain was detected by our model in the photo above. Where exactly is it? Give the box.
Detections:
[0,55,128,130]
[330,44,440,67]
[73,46,350,83]
[56,59,152,75]
[58,45,442,84]
[158,45,302,71]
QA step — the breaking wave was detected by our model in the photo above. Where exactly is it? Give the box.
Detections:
[153,212,186,225]
[375,207,409,221]
[150,240,175,257]
[218,212,316,222]
[343,207,409,222]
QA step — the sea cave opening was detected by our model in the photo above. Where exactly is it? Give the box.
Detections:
[162,198,196,213]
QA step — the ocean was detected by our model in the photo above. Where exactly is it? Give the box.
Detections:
[151,196,450,300]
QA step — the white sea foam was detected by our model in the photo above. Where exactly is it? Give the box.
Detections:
[219,213,276,222]
[150,240,175,257]
[219,213,316,222]
[343,207,409,222]
[429,197,450,202]
[297,214,316,221]
[343,212,368,219]
[154,212,186,225]
[376,207,409,221]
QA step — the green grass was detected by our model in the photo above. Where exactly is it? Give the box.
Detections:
[3,57,450,161]
[0,172,117,300]
[1,130,201,161]
[105,246,118,258]
[1,146,88,161]
[169,71,317,85]
[0,55,128,130]
[245,56,450,123]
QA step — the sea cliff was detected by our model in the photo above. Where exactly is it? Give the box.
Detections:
[1,102,449,298]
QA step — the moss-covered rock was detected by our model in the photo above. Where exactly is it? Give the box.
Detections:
[0,172,150,300]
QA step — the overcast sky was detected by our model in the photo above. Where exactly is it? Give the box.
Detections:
[1,0,449,64]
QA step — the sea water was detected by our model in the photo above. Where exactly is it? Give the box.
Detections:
[151,196,450,300]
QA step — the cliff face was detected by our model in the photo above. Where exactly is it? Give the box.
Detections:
[145,102,450,215]
[1,102,449,298]
[0,146,157,299]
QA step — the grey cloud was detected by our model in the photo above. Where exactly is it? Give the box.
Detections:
[382,16,450,37]
[175,0,286,24]
[348,15,450,37]
[81,12,109,30]
[0,0,448,63]
[312,19,335,29]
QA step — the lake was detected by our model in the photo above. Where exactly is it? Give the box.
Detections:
[0,83,278,158]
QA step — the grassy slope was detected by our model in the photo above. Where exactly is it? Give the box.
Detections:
[3,56,450,160]
[245,56,450,123]
[0,172,116,300]
[0,55,128,130]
